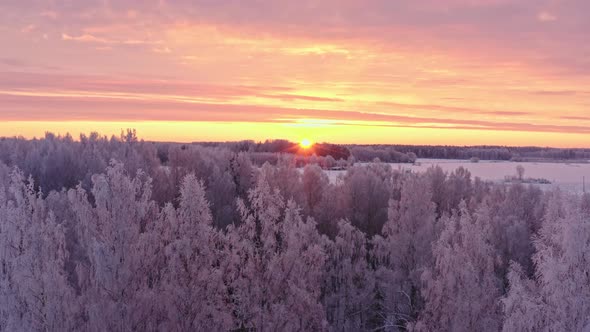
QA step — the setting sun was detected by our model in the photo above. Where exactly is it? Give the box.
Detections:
[300,138,313,149]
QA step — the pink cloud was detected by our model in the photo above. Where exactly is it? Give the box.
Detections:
[1,92,589,135]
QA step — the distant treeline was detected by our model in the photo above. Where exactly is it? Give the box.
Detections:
[390,145,590,161]
[204,141,590,163]
[201,139,352,161]
[198,139,418,163]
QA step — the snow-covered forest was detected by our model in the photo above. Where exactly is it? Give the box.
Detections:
[1,132,590,331]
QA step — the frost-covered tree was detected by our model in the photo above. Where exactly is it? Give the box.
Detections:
[161,174,232,330]
[416,202,502,332]
[581,192,590,215]
[372,174,437,328]
[230,151,255,197]
[302,164,329,217]
[501,263,545,332]
[0,162,9,192]
[516,165,525,181]
[485,184,544,279]
[322,219,375,331]
[258,156,303,205]
[425,165,447,217]
[69,161,159,331]
[226,176,328,331]
[206,163,238,228]
[343,162,392,236]
[503,191,590,331]
[315,182,351,238]
[445,167,473,212]
[0,169,79,331]
[4,132,589,330]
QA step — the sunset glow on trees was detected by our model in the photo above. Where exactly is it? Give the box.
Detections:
[2,1,590,330]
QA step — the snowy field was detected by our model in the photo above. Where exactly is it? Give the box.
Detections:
[326,159,590,193]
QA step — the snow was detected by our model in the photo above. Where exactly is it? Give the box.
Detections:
[324,159,590,193]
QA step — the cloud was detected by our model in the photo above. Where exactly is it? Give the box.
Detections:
[0,58,27,67]
[152,47,172,54]
[561,115,590,121]
[0,71,293,99]
[61,32,162,46]
[1,91,588,135]
[376,101,532,117]
[20,24,36,33]
[259,94,344,102]
[530,90,581,96]
[0,59,61,71]
[537,11,557,22]
[0,0,589,146]
[62,33,110,43]
[0,69,584,136]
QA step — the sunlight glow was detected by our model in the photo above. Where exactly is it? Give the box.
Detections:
[300,138,313,149]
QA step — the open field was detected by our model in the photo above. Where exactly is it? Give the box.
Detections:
[326,159,590,193]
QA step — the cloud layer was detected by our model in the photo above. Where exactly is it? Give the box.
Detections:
[1,0,589,145]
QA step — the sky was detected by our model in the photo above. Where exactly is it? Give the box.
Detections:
[1,0,589,147]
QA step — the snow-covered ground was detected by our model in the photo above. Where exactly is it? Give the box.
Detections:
[324,159,590,193]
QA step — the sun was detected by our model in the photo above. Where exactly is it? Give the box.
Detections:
[300,138,313,149]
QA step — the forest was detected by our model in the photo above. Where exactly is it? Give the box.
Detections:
[390,144,590,161]
[1,131,590,331]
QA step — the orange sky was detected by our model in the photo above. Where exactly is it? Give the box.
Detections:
[1,1,589,147]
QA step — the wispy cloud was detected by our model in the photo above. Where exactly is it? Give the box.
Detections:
[61,33,161,46]
[62,33,109,43]
[537,11,557,22]
[1,89,588,135]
